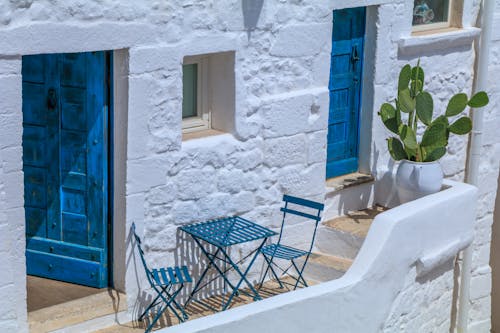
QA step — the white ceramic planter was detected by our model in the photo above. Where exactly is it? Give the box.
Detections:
[396,160,443,203]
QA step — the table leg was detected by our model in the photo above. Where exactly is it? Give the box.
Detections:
[220,238,268,310]
[185,237,239,310]
[184,239,222,308]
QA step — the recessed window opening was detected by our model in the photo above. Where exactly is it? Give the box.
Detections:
[181,52,236,137]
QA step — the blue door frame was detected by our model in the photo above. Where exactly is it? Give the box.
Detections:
[326,7,366,179]
[22,51,112,288]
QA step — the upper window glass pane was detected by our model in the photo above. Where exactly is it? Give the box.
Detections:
[182,64,198,119]
[413,0,450,26]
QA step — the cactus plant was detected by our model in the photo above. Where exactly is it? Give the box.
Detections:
[379,60,489,162]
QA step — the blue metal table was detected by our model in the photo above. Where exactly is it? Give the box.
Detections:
[180,216,277,311]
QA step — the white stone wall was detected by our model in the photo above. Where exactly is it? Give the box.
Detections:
[0,0,497,332]
[0,57,27,332]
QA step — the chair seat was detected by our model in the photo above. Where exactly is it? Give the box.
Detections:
[260,244,308,260]
[151,265,192,286]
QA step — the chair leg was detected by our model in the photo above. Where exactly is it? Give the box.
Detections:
[259,254,284,289]
[292,258,309,290]
[145,302,169,333]
[138,292,164,322]
[164,284,189,321]
[258,254,271,288]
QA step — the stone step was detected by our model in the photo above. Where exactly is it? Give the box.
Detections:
[315,206,386,260]
[28,289,128,333]
[298,252,353,283]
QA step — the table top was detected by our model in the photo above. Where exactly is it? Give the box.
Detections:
[180,216,277,248]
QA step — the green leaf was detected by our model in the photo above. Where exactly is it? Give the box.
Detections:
[421,116,448,148]
[379,103,396,120]
[468,91,489,108]
[398,88,415,113]
[411,65,424,83]
[445,93,468,117]
[404,145,417,160]
[399,125,418,150]
[387,137,407,161]
[423,146,446,162]
[398,64,412,92]
[415,91,433,125]
[449,117,472,135]
[378,103,399,134]
[410,80,423,95]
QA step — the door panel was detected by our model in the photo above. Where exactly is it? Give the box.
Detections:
[22,52,109,288]
[326,7,365,179]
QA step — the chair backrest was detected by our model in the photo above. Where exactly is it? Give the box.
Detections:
[276,195,325,253]
[131,223,155,287]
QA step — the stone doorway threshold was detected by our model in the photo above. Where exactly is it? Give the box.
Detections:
[27,276,127,333]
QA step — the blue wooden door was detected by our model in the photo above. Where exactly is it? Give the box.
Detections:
[22,52,109,288]
[326,7,365,179]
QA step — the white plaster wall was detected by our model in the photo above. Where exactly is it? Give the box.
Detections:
[0,57,28,332]
[0,0,496,332]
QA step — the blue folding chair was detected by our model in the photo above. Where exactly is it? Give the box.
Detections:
[259,195,324,290]
[131,223,192,332]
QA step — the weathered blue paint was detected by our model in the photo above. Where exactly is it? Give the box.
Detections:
[326,7,366,179]
[22,52,109,288]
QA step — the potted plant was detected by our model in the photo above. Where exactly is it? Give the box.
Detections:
[378,60,489,203]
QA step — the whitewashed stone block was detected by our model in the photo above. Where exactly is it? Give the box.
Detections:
[126,158,167,195]
[307,130,327,164]
[217,169,247,194]
[1,147,22,173]
[0,77,21,116]
[277,163,325,197]
[270,23,331,57]
[175,168,217,200]
[172,200,199,225]
[0,114,22,149]
[146,183,177,205]
[261,93,313,138]
[470,273,492,301]
[0,58,20,75]
[125,193,145,223]
[129,46,181,74]
[263,134,307,167]
[3,172,23,209]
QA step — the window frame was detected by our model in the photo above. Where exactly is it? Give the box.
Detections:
[182,55,211,133]
[412,0,454,32]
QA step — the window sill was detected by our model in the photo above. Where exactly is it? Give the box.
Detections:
[326,172,374,192]
[398,27,481,56]
[182,129,225,142]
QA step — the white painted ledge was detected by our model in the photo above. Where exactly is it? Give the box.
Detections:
[162,180,477,333]
[398,27,481,56]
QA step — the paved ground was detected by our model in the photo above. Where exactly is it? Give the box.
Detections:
[27,275,104,312]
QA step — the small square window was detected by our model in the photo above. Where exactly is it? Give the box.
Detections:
[181,52,235,137]
[412,0,461,32]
